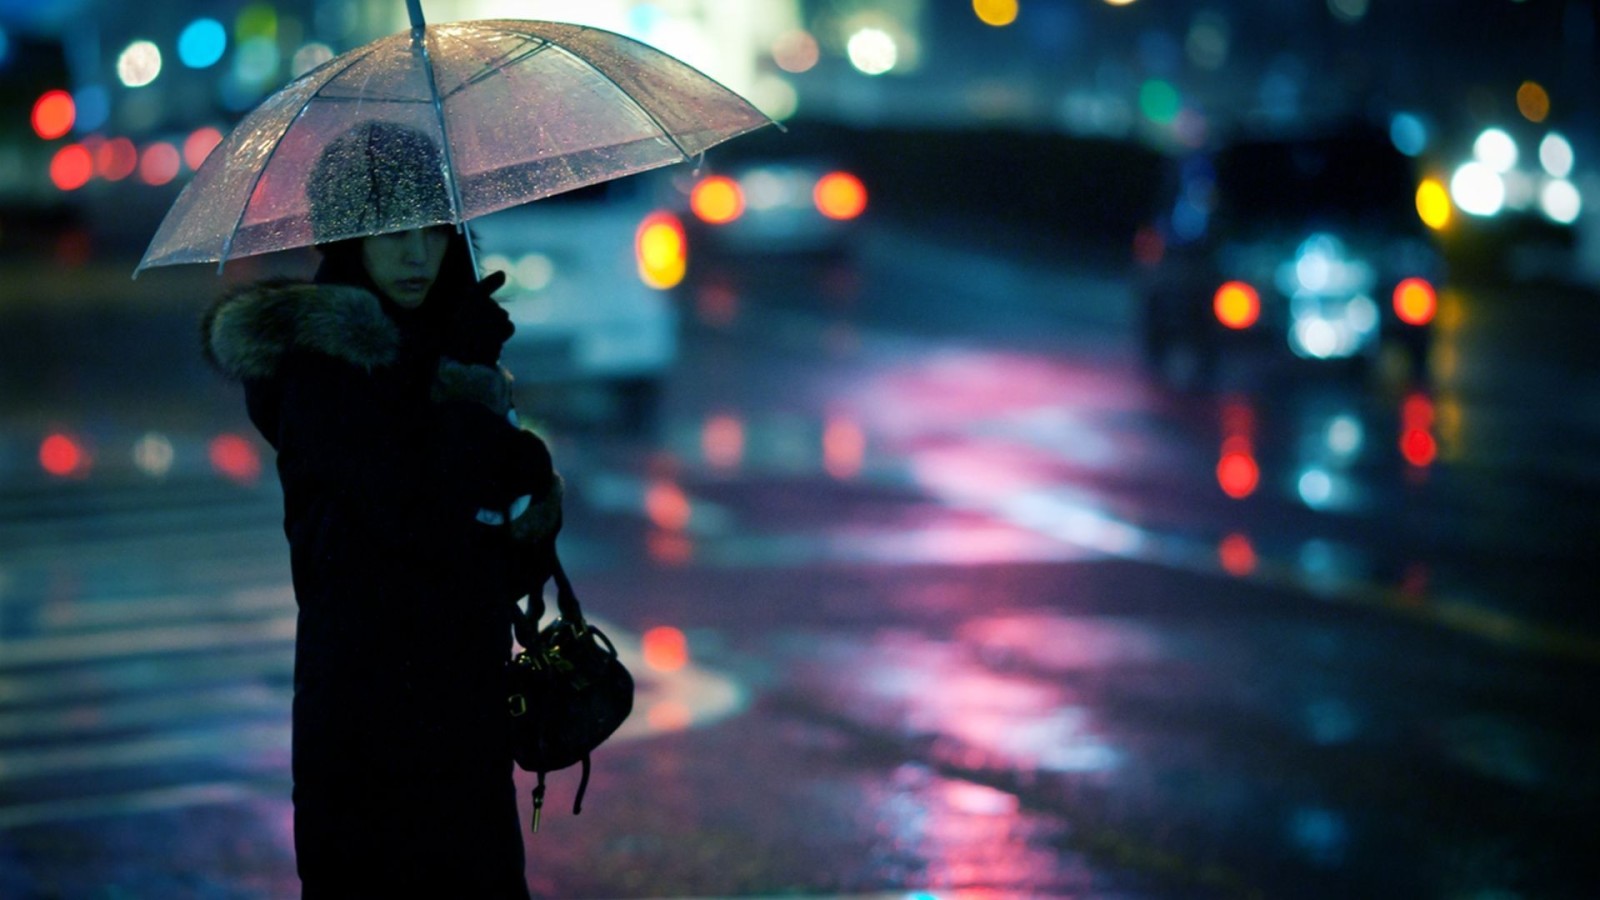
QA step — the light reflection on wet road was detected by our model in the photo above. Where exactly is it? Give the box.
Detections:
[2,222,1598,897]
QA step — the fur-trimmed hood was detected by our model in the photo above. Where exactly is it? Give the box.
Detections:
[201,279,402,381]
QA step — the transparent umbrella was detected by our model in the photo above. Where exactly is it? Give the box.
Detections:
[136,0,775,274]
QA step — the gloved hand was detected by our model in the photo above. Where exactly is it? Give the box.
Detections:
[433,358,514,416]
[441,270,513,366]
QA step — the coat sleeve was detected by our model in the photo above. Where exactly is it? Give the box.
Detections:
[270,352,553,543]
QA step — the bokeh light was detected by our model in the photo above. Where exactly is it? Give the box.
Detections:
[772,30,819,73]
[234,35,280,86]
[973,0,1019,27]
[1138,79,1181,124]
[644,480,692,531]
[635,212,687,290]
[1213,281,1259,329]
[183,126,224,170]
[1393,278,1437,326]
[236,3,278,41]
[846,28,897,76]
[641,626,690,672]
[1539,179,1581,225]
[1472,128,1518,173]
[49,144,94,191]
[1538,132,1574,178]
[1516,80,1550,123]
[31,90,75,140]
[824,417,865,479]
[1450,162,1505,217]
[1217,446,1259,499]
[1185,12,1230,70]
[1327,0,1370,23]
[132,432,175,478]
[814,171,868,220]
[1415,178,1452,230]
[209,433,262,483]
[291,42,335,77]
[1218,532,1258,576]
[702,414,745,469]
[40,433,90,478]
[1389,112,1427,156]
[139,142,181,186]
[179,18,227,69]
[116,40,162,88]
[691,175,745,224]
[95,137,138,181]
[72,85,110,132]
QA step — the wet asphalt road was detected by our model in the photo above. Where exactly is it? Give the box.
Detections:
[1,219,1598,899]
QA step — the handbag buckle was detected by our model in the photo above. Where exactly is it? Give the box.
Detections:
[509,693,528,717]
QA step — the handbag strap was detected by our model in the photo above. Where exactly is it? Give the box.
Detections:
[512,543,587,647]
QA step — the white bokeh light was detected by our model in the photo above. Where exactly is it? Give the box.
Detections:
[1451,162,1506,217]
[1539,179,1582,225]
[846,27,898,76]
[117,40,163,88]
[1539,132,1575,179]
[1472,128,1518,174]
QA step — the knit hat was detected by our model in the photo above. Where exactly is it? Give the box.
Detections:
[307,121,453,244]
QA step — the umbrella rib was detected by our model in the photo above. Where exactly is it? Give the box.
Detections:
[442,40,557,99]
[494,23,695,162]
[415,26,469,229]
[217,43,387,269]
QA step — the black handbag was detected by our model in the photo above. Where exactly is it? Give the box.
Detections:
[507,551,633,833]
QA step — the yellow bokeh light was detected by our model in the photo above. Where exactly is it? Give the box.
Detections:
[1213,281,1260,329]
[1415,177,1452,231]
[635,213,686,290]
[973,0,1019,27]
[1517,80,1550,123]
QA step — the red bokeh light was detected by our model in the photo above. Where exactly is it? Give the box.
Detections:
[31,90,75,140]
[1217,449,1260,499]
[644,480,692,531]
[1400,428,1437,467]
[183,126,224,170]
[641,626,689,672]
[49,144,94,191]
[209,433,262,483]
[139,142,182,186]
[39,433,89,477]
[96,137,139,181]
[1218,532,1258,576]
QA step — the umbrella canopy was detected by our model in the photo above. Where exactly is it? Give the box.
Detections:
[137,16,774,273]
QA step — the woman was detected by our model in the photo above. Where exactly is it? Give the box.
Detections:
[201,123,553,897]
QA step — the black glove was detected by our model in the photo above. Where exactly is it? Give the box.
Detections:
[442,270,513,366]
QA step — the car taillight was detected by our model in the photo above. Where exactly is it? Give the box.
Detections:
[1392,277,1436,326]
[814,171,867,220]
[690,175,744,224]
[636,211,687,290]
[1213,281,1260,329]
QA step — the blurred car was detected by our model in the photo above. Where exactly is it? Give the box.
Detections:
[1434,125,1584,282]
[1135,125,1442,382]
[469,173,687,429]
[677,157,868,258]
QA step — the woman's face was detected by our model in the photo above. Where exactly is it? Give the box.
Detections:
[360,226,450,308]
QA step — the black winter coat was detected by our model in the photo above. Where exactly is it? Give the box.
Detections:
[203,278,549,898]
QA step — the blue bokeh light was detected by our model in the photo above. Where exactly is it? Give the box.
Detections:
[1389,112,1428,158]
[179,18,227,69]
[73,84,110,132]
